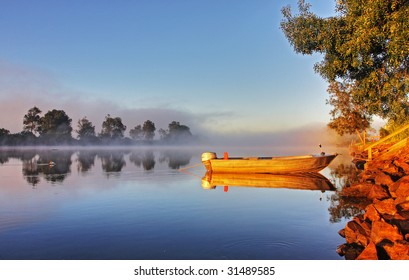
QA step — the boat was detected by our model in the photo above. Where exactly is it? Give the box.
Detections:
[202,171,336,191]
[201,152,337,174]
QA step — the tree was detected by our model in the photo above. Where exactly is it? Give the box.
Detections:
[129,125,143,140]
[326,81,371,142]
[23,106,42,135]
[281,0,409,135]
[0,128,10,144]
[100,114,126,139]
[142,120,155,141]
[76,117,96,141]
[160,121,192,143]
[39,109,73,140]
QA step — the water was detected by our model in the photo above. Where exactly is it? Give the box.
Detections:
[0,146,353,260]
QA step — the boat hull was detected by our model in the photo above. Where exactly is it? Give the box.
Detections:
[202,153,337,174]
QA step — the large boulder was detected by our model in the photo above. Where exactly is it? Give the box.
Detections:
[368,185,390,201]
[344,218,371,246]
[389,176,409,199]
[382,241,409,260]
[356,242,378,260]
[373,198,397,216]
[370,220,403,245]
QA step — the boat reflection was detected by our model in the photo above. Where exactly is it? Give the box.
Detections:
[201,172,336,192]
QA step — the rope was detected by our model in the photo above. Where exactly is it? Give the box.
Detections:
[178,169,202,179]
[178,162,204,179]
[178,163,203,171]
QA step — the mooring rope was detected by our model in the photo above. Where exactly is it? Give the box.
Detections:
[178,163,203,171]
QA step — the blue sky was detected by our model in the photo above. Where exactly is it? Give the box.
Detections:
[0,0,337,138]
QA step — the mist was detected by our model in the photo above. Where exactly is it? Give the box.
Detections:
[0,60,347,149]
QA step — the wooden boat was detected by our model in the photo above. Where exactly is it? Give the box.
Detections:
[202,171,336,191]
[201,152,337,174]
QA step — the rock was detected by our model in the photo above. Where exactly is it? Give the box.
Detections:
[382,162,402,177]
[356,242,378,260]
[392,220,409,237]
[339,143,409,259]
[374,171,395,187]
[368,184,390,201]
[397,201,409,212]
[364,204,381,222]
[370,220,403,244]
[345,218,371,246]
[338,228,346,238]
[389,176,409,198]
[382,241,409,260]
[337,243,364,260]
[394,159,409,174]
[373,198,397,216]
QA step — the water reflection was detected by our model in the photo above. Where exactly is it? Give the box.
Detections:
[0,148,194,186]
[0,147,365,260]
[130,150,155,170]
[76,150,97,173]
[99,150,127,175]
[326,162,366,223]
[202,172,336,192]
[159,150,192,169]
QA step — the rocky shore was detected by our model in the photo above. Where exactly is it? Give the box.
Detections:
[337,144,409,260]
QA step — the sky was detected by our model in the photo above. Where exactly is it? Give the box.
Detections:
[0,0,338,141]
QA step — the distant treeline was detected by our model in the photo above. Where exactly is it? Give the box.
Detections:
[0,106,197,146]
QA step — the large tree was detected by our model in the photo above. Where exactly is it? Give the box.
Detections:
[160,121,192,143]
[100,114,126,139]
[23,106,42,135]
[129,125,143,141]
[76,117,96,141]
[142,120,156,141]
[39,109,73,139]
[281,0,409,136]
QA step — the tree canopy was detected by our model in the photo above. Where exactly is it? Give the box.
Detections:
[23,106,42,135]
[39,109,73,140]
[159,121,193,143]
[281,0,409,135]
[76,117,97,142]
[100,115,127,140]
[1,107,196,146]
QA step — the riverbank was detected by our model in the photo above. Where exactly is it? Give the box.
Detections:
[337,144,409,259]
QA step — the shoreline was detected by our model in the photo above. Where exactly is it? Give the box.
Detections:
[337,144,409,259]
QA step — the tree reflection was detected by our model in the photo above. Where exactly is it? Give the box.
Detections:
[99,151,126,174]
[22,157,40,186]
[76,150,97,173]
[326,163,368,223]
[159,150,192,169]
[129,150,155,170]
[36,150,73,183]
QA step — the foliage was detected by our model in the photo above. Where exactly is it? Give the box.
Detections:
[39,109,73,141]
[23,106,42,135]
[100,115,127,139]
[281,0,409,135]
[76,117,97,142]
[159,121,193,143]
[129,125,143,140]
[326,81,371,135]
[1,107,196,146]
[0,128,10,137]
[142,120,155,141]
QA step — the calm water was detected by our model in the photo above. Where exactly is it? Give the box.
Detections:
[0,146,353,260]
